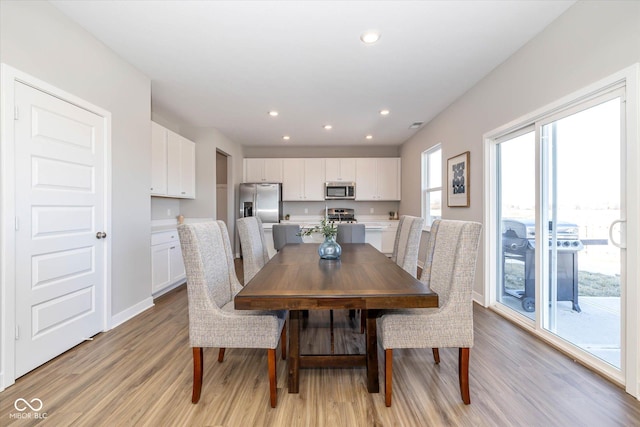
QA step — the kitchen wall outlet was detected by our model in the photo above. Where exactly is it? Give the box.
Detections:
[167,208,171,216]
[304,208,308,214]
[370,208,374,214]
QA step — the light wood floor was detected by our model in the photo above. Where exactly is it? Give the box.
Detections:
[2,284,640,426]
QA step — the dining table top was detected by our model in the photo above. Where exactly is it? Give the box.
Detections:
[234,243,438,311]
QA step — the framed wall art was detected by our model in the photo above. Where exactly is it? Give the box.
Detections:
[447,151,470,207]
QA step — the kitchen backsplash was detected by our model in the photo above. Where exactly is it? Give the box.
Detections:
[153,195,400,221]
[283,200,399,218]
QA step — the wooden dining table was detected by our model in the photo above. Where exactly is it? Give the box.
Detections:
[234,243,438,394]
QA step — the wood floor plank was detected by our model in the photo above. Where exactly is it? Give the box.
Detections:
[1,283,639,426]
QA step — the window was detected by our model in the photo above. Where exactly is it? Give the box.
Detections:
[421,144,441,225]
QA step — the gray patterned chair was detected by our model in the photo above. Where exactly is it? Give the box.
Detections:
[391,215,425,276]
[177,221,287,408]
[377,219,482,406]
[336,223,366,244]
[361,216,424,333]
[272,223,303,251]
[336,224,366,324]
[237,216,270,284]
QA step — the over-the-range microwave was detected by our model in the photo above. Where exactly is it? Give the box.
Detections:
[325,182,355,200]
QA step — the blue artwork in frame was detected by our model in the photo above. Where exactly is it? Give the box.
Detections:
[447,151,470,207]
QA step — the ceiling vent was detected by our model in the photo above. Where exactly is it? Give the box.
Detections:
[409,122,424,129]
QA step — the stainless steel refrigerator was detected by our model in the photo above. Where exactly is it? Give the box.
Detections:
[238,183,282,224]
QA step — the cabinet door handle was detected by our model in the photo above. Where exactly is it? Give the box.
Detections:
[170,246,176,249]
[181,191,186,194]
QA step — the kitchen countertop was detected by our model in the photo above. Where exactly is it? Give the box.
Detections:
[151,218,214,233]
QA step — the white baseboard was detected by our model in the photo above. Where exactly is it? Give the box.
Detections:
[473,290,487,307]
[110,297,154,330]
[152,281,185,299]
[0,373,5,392]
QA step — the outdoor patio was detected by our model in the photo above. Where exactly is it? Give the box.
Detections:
[500,294,621,367]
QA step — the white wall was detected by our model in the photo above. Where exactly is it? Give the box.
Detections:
[399,0,640,297]
[0,1,152,317]
[179,126,244,250]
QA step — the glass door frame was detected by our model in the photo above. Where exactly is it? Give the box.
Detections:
[483,64,639,398]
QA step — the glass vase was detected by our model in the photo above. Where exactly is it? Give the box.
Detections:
[318,235,342,260]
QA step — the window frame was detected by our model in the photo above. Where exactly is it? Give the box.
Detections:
[421,144,442,225]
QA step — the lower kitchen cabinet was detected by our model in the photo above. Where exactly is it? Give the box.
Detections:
[381,222,399,255]
[151,229,186,296]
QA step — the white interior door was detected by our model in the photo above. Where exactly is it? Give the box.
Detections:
[14,81,106,378]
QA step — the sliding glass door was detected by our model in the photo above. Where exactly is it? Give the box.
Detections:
[539,95,622,368]
[495,91,625,372]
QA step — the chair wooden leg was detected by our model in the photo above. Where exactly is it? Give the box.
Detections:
[218,348,225,363]
[192,347,203,404]
[360,309,366,334]
[432,348,440,364]
[385,349,393,407]
[268,348,277,408]
[459,347,471,405]
[281,322,287,360]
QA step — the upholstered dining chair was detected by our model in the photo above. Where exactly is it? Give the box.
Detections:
[272,223,303,251]
[237,216,270,285]
[336,223,366,326]
[391,215,425,277]
[360,216,424,333]
[336,223,366,244]
[377,219,482,406]
[178,221,287,408]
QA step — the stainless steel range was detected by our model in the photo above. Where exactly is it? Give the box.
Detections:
[326,208,356,223]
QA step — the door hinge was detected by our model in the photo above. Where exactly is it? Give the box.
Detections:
[15,325,19,340]
[14,106,19,120]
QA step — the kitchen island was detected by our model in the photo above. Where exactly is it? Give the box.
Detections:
[262,217,399,258]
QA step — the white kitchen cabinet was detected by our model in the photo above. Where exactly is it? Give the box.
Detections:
[151,229,186,295]
[282,158,325,201]
[151,121,168,195]
[381,222,399,255]
[167,130,196,198]
[150,121,196,199]
[244,158,283,183]
[355,158,401,200]
[325,158,356,182]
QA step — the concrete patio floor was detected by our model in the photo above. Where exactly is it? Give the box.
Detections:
[500,295,621,367]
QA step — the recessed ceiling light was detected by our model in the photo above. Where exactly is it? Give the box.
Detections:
[282,135,290,140]
[323,124,333,130]
[365,135,373,140]
[268,111,279,117]
[379,109,390,116]
[360,31,381,44]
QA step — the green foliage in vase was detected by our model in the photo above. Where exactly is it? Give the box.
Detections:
[298,218,338,238]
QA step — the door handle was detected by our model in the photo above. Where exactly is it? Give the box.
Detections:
[609,219,625,249]
[96,231,107,239]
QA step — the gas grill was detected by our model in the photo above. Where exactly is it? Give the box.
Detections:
[502,219,582,312]
[327,208,356,223]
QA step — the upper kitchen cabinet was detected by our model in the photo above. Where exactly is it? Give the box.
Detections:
[167,130,196,198]
[151,121,168,195]
[282,158,325,201]
[355,158,401,200]
[150,121,196,199]
[325,158,356,182]
[244,158,283,183]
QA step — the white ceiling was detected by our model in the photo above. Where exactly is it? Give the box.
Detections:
[51,0,574,147]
